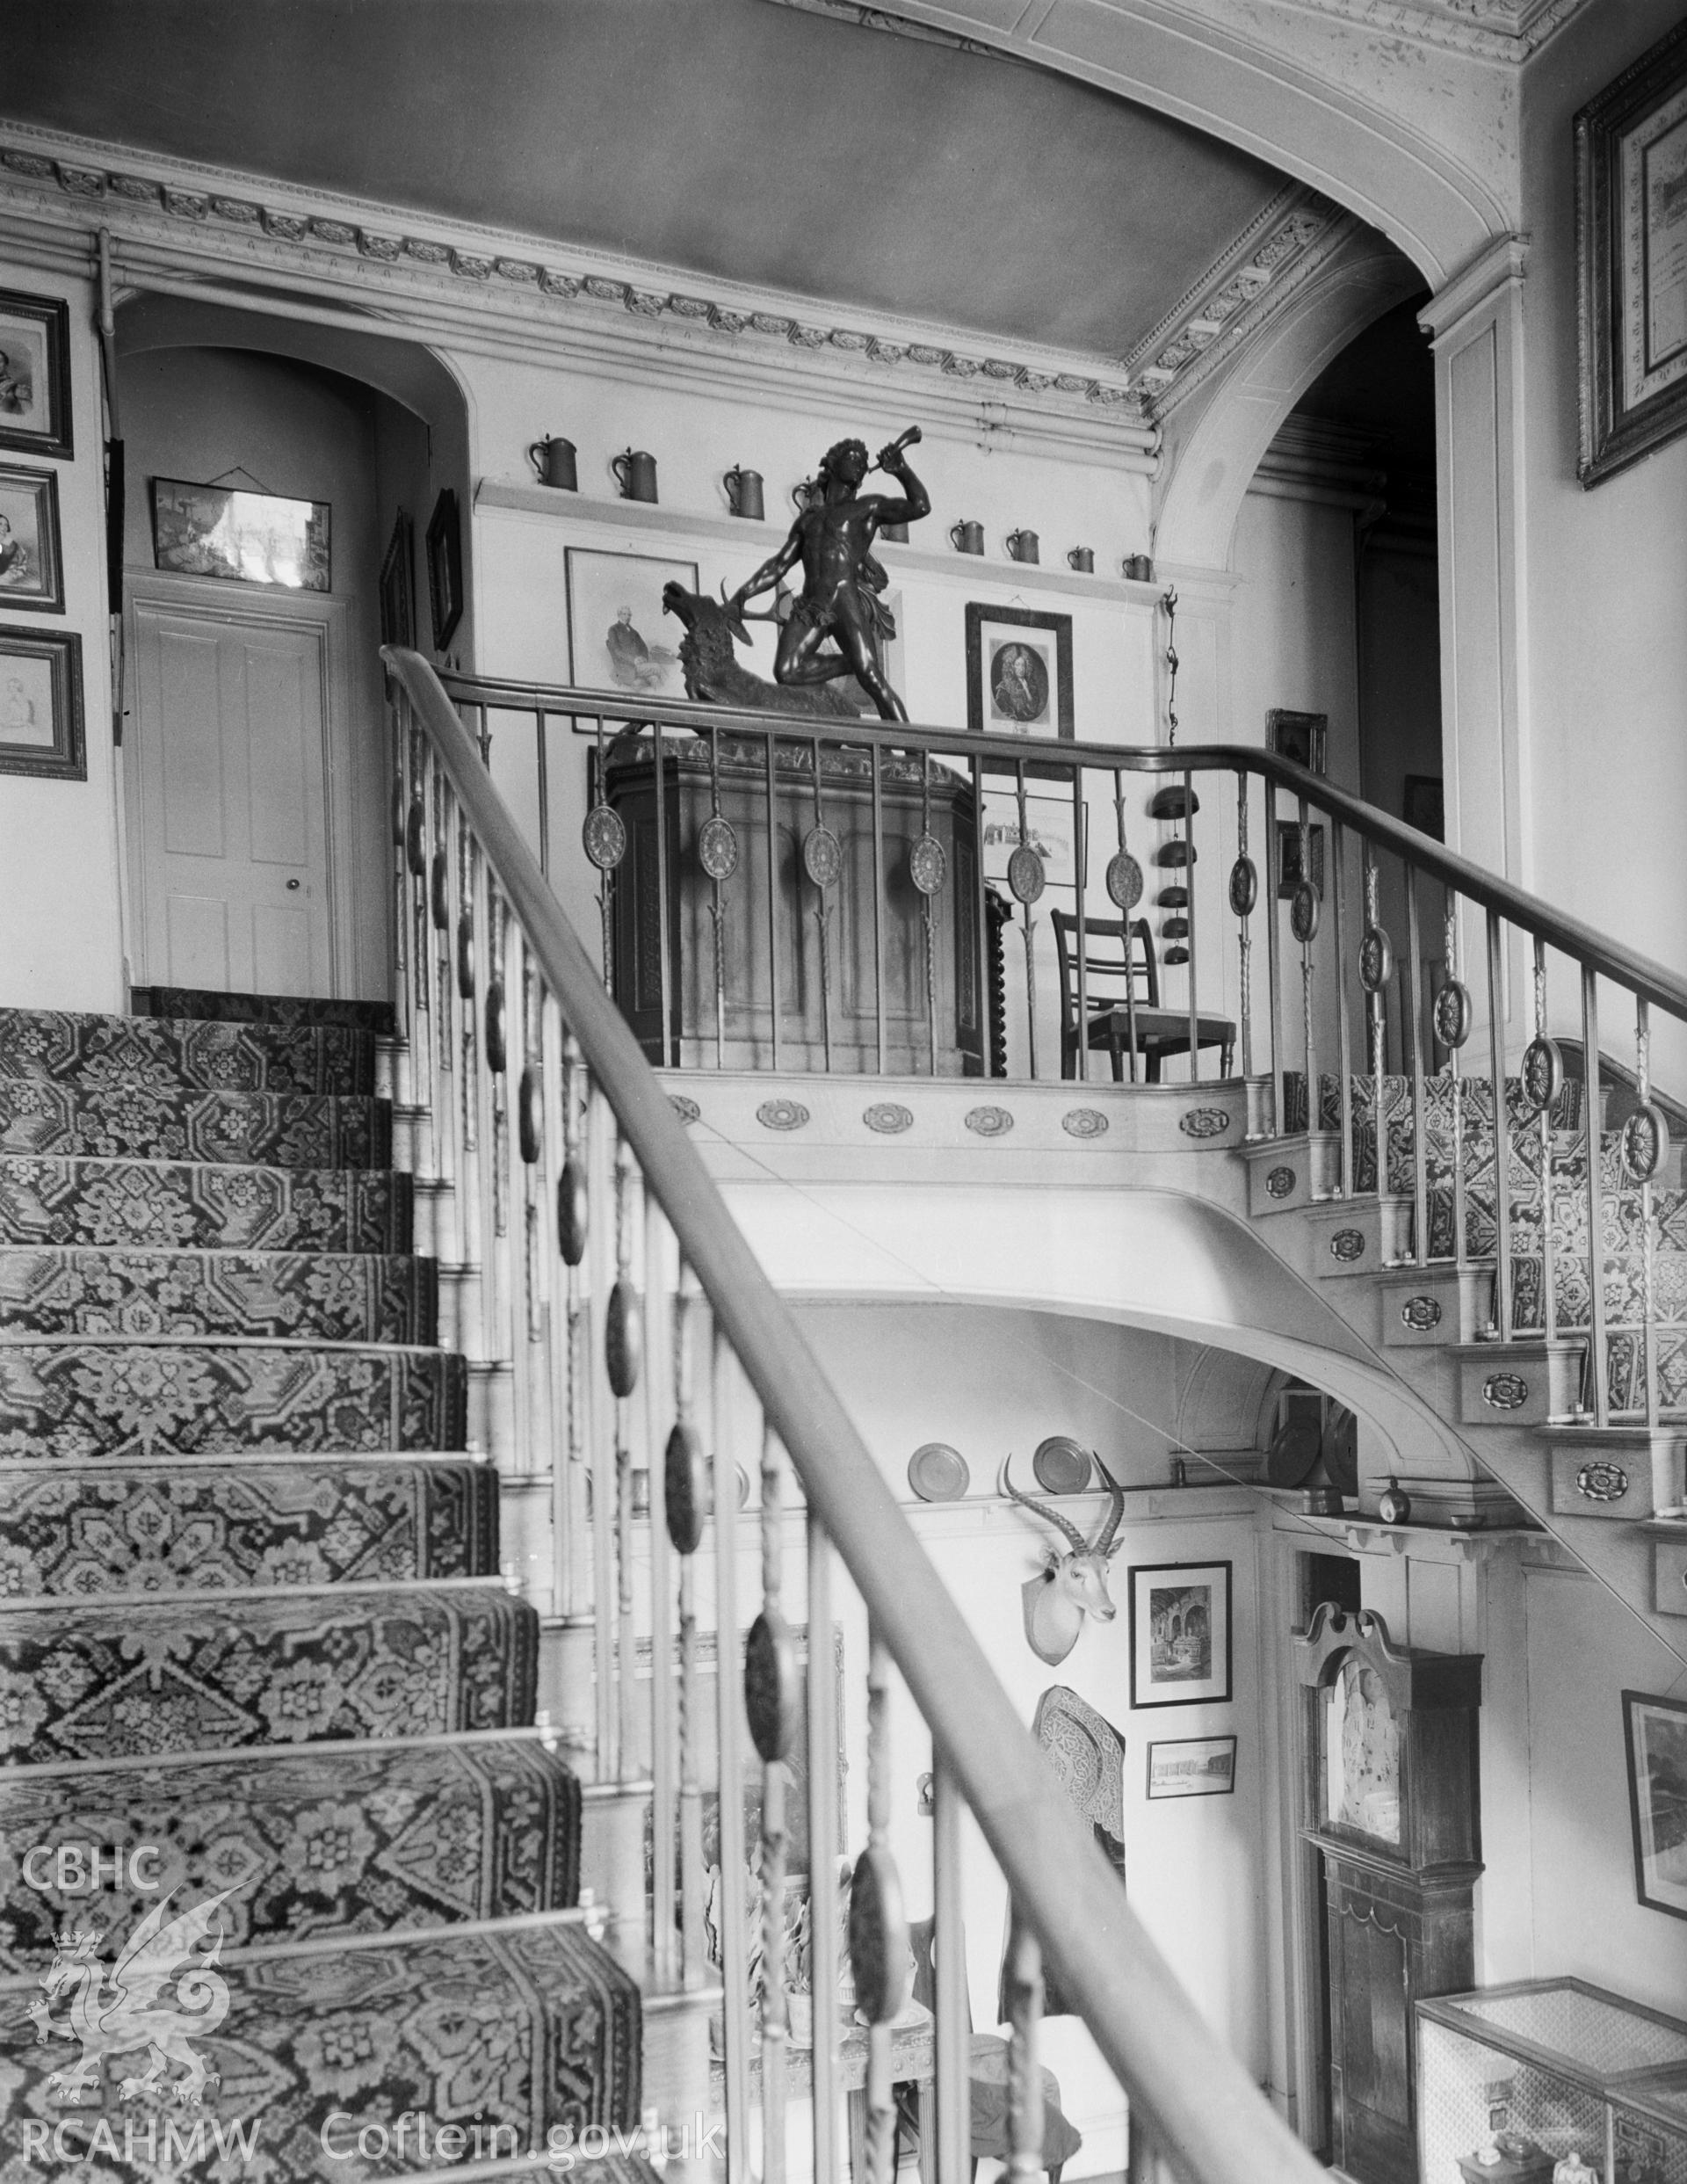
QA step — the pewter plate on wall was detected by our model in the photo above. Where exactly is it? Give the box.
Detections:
[908,1443,969,1502]
[1032,1436,1092,1495]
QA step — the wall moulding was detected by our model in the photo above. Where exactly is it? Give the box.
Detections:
[0,126,1162,463]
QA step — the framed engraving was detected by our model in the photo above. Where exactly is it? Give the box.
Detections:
[1128,1560,1233,1709]
[1147,1734,1237,1800]
[1577,18,1687,483]
[0,464,63,613]
[965,602,1074,743]
[0,625,84,780]
[1624,1688,1687,1920]
[0,288,72,461]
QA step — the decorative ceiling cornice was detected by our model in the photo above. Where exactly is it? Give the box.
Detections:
[0,124,1156,424]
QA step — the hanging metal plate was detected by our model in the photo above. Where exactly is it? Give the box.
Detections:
[848,1847,912,2026]
[456,913,475,1002]
[802,824,843,889]
[698,813,739,882]
[1358,924,1393,994]
[1518,1034,1564,1118]
[1433,978,1473,1050]
[1290,880,1321,944]
[1620,1100,1669,1185]
[484,978,507,1074]
[518,1064,542,1165]
[583,802,627,873]
[605,1277,643,1399]
[430,846,450,931]
[405,797,427,877]
[1104,848,1143,911]
[909,833,946,896]
[744,1608,800,1763]
[556,1156,588,1266]
[1008,843,1046,905]
[1227,855,1257,918]
[664,1420,709,1555]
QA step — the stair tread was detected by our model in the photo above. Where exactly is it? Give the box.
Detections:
[0,1005,375,1095]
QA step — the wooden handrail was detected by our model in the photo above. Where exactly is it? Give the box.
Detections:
[389,645,1322,2184]
[441,667,1687,1024]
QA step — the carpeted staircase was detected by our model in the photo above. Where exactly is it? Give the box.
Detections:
[0,996,649,2177]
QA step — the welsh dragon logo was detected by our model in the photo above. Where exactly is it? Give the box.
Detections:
[28,1889,234,2108]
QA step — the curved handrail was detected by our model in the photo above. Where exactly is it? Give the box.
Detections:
[442,668,1687,1024]
[391,646,1321,2184]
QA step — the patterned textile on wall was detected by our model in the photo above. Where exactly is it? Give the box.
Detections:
[1016,1686,1126,2019]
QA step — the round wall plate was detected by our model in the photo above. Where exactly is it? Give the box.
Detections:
[908,1443,969,1502]
[1266,1416,1321,1489]
[1105,849,1144,911]
[1032,1435,1092,1494]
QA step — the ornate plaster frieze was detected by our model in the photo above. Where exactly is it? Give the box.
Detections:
[0,126,1155,433]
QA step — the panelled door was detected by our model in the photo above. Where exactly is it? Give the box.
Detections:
[127,579,349,997]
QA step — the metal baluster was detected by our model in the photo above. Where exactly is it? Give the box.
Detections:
[705,725,735,1069]
[1234,774,1255,1087]
[1447,898,1470,1270]
[1332,824,1353,1198]
[608,1133,644,1775]
[1532,942,1559,1347]
[1636,1001,1661,1432]
[871,742,887,1076]
[1011,761,1046,1078]
[455,812,486,1364]
[1072,762,1089,1085]
[856,1627,908,2184]
[1361,842,1388,1209]
[1003,1908,1046,2184]
[765,730,782,1073]
[922,751,939,1078]
[390,695,412,1103]
[932,1760,968,2184]
[1265,780,1284,1134]
[595,715,614,990]
[536,705,550,881]
[407,740,436,1187]
[484,886,517,1465]
[646,1193,677,1984]
[1184,768,1199,1085]
[806,1513,840,2184]
[712,1325,751,2182]
[1405,867,1429,1267]
[559,1034,591,1617]
[1108,768,1141,1084]
[806,736,838,1074]
[1297,795,1318,1146]
[970,751,993,1079]
[587,1083,616,1776]
[537,987,571,1622]
[1486,911,1514,1343]
[1582,969,1610,1426]
[654,716,677,1068]
[749,1423,793,2184]
[667,1265,707,1982]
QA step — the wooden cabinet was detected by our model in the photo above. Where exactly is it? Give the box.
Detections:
[1294,1605,1484,2184]
[605,736,986,1074]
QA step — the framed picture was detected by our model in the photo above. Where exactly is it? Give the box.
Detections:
[1276,819,1326,899]
[1402,773,1445,842]
[1577,19,1687,485]
[1624,1689,1687,1920]
[379,510,414,650]
[966,603,1074,743]
[0,626,84,780]
[981,789,1081,890]
[0,464,62,613]
[1147,1735,1237,1800]
[426,488,463,650]
[1267,708,1327,775]
[566,547,697,704]
[0,288,72,460]
[1128,1561,1233,1709]
[151,476,329,591]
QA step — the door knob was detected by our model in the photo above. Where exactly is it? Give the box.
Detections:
[286,878,300,891]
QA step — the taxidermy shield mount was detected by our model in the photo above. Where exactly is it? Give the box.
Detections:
[1000,1452,1127,1665]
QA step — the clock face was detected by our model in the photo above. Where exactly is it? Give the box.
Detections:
[1322,1658,1401,1845]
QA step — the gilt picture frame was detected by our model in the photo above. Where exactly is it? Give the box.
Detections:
[1624,1688,1687,1921]
[0,625,84,780]
[0,288,72,461]
[0,464,63,613]
[1129,1561,1233,1709]
[426,489,463,650]
[1267,708,1328,775]
[966,602,1075,744]
[1576,18,1687,485]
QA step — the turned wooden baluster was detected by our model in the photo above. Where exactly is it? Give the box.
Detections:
[852,1626,910,2184]
[607,1133,644,1777]
[747,1422,795,2184]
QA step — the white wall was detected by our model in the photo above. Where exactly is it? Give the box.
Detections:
[0,256,122,1013]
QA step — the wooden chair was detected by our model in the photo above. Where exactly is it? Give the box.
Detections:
[1051,910,1235,1082]
[906,1916,1082,2184]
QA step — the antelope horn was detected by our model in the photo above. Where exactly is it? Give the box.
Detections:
[1092,1449,1128,1556]
[997,1454,1090,1553]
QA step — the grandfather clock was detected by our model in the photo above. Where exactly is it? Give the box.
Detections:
[1293,1605,1483,2184]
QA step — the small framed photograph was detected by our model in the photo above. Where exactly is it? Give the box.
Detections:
[566,547,697,703]
[966,603,1074,743]
[1276,819,1326,900]
[0,288,72,460]
[1577,20,1687,484]
[981,789,1080,890]
[426,488,464,650]
[1147,1735,1237,1799]
[0,464,63,613]
[379,510,414,649]
[1624,1689,1687,1920]
[0,626,84,780]
[1129,1561,1232,1709]
[1267,708,1327,775]
[151,476,330,591]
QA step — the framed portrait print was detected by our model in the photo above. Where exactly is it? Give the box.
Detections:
[1129,1561,1233,1709]
[0,465,63,613]
[0,288,72,461]
[966,603,1074,743]
[1267,707,1327,775]
[1577,19,1687,484]
[565,548,697,704]
[151,477,330,591]
[0,626,84,780]
[1624,1689,1687,1920]
[379,510,414,649]
[426,488,463,650]
[1147,1735,1237,1800]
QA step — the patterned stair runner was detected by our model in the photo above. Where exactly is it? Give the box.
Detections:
[0,1000,643,2178]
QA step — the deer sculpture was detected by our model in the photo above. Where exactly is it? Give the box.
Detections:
[1000,1452,1128,1665]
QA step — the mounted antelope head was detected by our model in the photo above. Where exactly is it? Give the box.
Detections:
[1000,1452,1126,1665]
